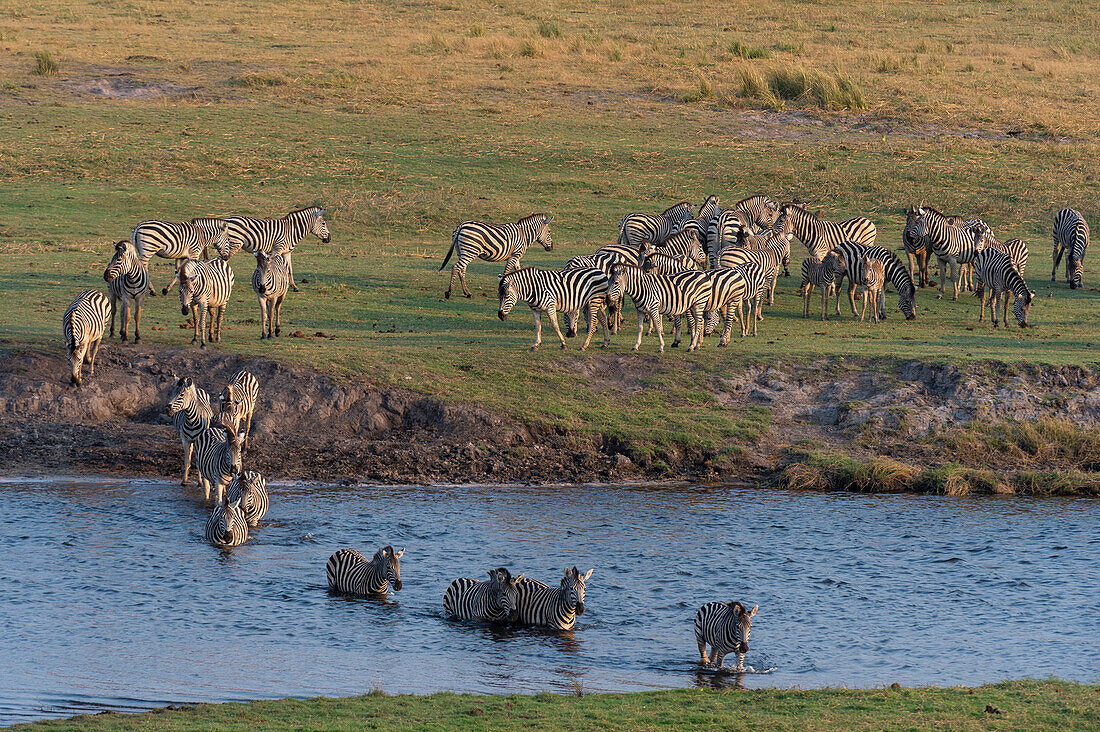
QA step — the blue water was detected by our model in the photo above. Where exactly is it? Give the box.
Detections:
[1,477,1097,725]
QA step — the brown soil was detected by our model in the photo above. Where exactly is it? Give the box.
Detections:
[2,344,1099,486]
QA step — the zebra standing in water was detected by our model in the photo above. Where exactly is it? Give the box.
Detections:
[801,252,844,321]
[217,207,331,292]
[62,290,111,387]
[166,376,213,486]
[1052,208,1090,289]
[103,239,150,343]
[192,413,243,503]
[497,267,611,351]
[251,251,292,339]
[226,470,269,526]
[859,258,886,324]
[219,370,259,450]
[974,248,1035,328]
[694,601,757,670]
[441,214,553,299]
[205,497,249,548]
[178,258,234,348]
[132,218,229,296]
[832,242,917,320]
[617,201,695,251]
[607,264,711,352]
[326,546,404,597]
[513,567,593,631]
[780,201,877,259]
[443,568,524,623]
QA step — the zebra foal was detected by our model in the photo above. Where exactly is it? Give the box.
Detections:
[695,600,757,670]
[252,251,291,339]
[974,248,1035,328]
[62,290,111,387]
[103,239,150,343]
[497,267,610,351]
[441,214,553,299]
[1052,208,1090,289]
[832,242,916,320]
[443,568,524,623]
[859,258,886,324]
[178,258,234,348]
[327,546,404,597]
[226,470,268,526]
[513,567,593,631]
[800,252,844,321]
[205,497,249,548]
[166,376,213,486]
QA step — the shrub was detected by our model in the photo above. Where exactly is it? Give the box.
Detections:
[33,50,58,76]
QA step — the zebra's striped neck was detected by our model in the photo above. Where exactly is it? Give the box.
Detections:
[283,209,319,244]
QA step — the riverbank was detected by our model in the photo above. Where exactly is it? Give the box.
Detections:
[15,681,1098,731]
[3,345,1100,494]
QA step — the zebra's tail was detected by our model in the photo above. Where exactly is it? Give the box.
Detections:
[440,227,459,271]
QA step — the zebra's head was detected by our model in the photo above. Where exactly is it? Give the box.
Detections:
[1014,288,1035,327]
[535,215,553,251]
[822,251,843,278]
[222,496,245,533]
[772,212,794,240]
[1069,257,1084,289]
[312,208,331,243]
[490,568,525,622]
[561,566,593,615]
[607,264,628,318]
[177,259,200,315]
[726,601,758,656]
[375,546,404,591]
[103,240,136,283]
[235,471,263,510]
[758,199,780,230]
[218,412,244,475]
[192,218,230,254]
[497,274,518,320]
[167,376,199,416]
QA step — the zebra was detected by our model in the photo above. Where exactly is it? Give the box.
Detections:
[902,205,967,288]
[910,207,985,301]
[969,221,1029,275]
[732,194,780,232]
[832,242,917,320]
[192,413,244,503]
[731,263,768,337]
[443,568,525,623]
[131,218,229,296]
[707,209,747,268]
[166,376,214,486]
[327,546,404,597]
[251,251,292,339]
[974,248,1035,328]
[702,268,749,346]
[62,290,111,387]
[226,470,268,526]
[177,257,234,348]
[1052,208,1090,289]
[618,201,695,251]
[800,252,844,321]
[497,267,610,351]
[440,214,553,299]
[205,497,249,548]
[217,207,332,292]
[219,370,259,450]
[642,251,698,276]
[103,239,150,343]
[780,201,877,259]
[859,257,886,324]
[654,228,707,267]
[717,234,785,308]
[607,264,711,351]
[513,567,593,631]
[694,601,757,670]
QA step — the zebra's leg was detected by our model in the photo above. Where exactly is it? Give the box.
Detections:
[671,314,681,348]
[580,303,596,351]
[445,265,457,300]
[108,293,118,338]
[87,338,101,377]
[1051,242,1063,283]
[546,306,568,350]
[194,305,206,348]
[215,305,225,342]
[633,309,646,351]
[162,259,180,296]
[182,441,192,486]
[713,651,725,670]
[979,288,987,322]
[133,297,143,343]
[274,294,284,337]
[936,257,947,299]
[690,306,704,350]
[598,303,611,349]
[821,286,829,322]
[697,635,710,665]
[257,296,268,339]
[847,281,858,318]
[120,298,131,343]
[951,259,961,301]
[719,306,735,346]
[990,291,1000,328]
[287,252,300,292]
[654,313,666,353]
[530,309,542,351]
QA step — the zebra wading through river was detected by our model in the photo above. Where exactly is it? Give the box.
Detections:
[166,376,214,486]
[132,218,229,296]
[443,568,524,623]
[974,248,1035,328]
[205,497,249,548]
[217,207,332,292]
[695,601,757,670]
[192,413,244,503]
[1052,208,1090,289]
[513,567,593,631]
[103,239,150,343]
[62,289,111,387]
[441,214,553,299]
[177,258,234,348]
[226,470,268,526]
[327,546,404,597]
[497,266,611,351]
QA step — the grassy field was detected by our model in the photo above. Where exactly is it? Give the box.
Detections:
[16,681,1099,731]
[1,0,1098,455]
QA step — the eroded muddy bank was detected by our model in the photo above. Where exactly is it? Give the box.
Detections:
[2,344,1099,489]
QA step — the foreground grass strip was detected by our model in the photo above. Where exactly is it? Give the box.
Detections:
[17,681,1098,731]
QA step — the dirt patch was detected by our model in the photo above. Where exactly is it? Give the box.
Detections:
[62,73,206,100]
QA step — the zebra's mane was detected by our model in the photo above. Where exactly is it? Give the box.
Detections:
[285,205,324,218]
[517,213,550,225]
[662,201,693,216]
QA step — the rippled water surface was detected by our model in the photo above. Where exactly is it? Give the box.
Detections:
[2,477,1098,724]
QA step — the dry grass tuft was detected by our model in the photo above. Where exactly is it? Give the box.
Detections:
[33,50,58,75]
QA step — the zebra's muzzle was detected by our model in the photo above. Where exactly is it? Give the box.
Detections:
[739,642,749,653]
[498,310,507,321]
[392,579,402,591]
[322,235,332,243]
[575,602,585,615]
[181,306,189,316]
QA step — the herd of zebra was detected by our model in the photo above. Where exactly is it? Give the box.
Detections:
[61,206,331,385]
[443,197,1092,350]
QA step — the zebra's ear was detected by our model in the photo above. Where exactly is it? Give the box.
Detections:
[513,573,524,583]
[748,605,758,618]
[395,547,405,559]
[183,376,193,387]
[564,567,573,578]
[582,568,593,582]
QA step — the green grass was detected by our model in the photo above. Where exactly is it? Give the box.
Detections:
[15,681,1098,731]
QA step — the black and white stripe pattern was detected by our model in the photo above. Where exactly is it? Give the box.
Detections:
[205,498,249,547]
[974,248,1035,328]
[832,242,917,320]
[642,251,698,276]
[732,195,780,233]
[443,568,524,623]
[593,240,657,266]
[972,223,1029,275]
[251,251,292,339]
[607,264,711,351]
[707,209,747,268]
[702,268,749,345]
[903,205,966,288]
[730,263,768,336]
[327,546,404,596]
[911,207,984,301]
[221,207,330,293]
[694,601,757,670]
[131,218,229,296]
[226,470,268,526]
[441,214,553,299]
[192,416,244,503]
[1052,208,1090,289]
[103,239,150,344]
[498,267,611,351]
[780,202,877,259]
[654,228,707,267]
[513,567,593,631]
[178,258,234,348]
[617,201,695,252]
[62,290,111,387]
[859,257,886,324]
[717,233,786,308]
[219,370,259,450]
[801,252,844,320]
[166,376,214,486]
